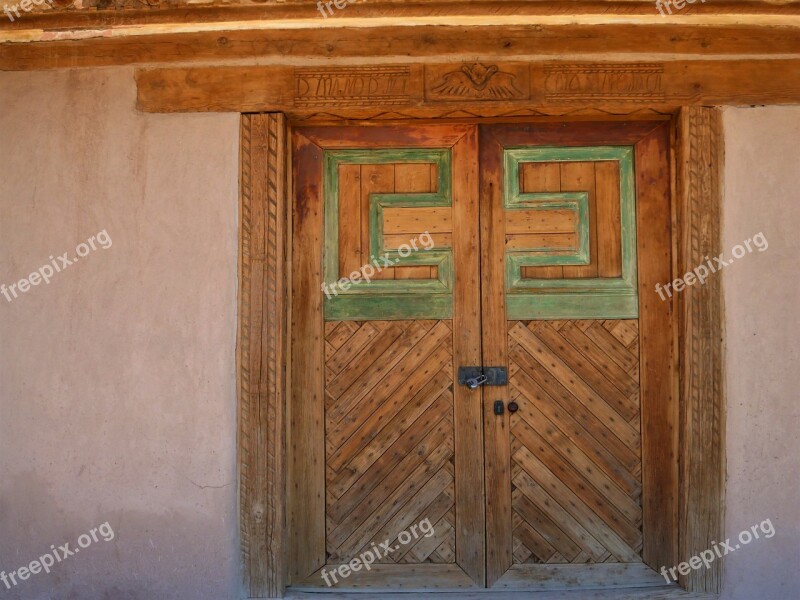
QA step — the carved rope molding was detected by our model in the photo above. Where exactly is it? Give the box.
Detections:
[678,106,725,594]
[239,113,288,598]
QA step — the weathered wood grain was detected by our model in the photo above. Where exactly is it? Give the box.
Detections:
[136,60,800,114]
[238,113,288,598]
[676,106,725,594]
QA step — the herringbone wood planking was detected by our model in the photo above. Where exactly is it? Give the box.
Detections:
[508,319,643,565]
[325,320,456,565]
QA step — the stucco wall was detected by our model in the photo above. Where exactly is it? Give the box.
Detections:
[0,69,240,599]
[0,69,798,599]
[720,106,800,600]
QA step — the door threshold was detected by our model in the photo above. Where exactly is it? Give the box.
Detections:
[285,586,716,599]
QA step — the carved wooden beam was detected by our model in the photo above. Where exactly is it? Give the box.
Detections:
[135,60,800,115]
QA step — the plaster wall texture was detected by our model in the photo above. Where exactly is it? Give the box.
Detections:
[0,68,798,599]
[719,106,800,600]
[0,68,240,600]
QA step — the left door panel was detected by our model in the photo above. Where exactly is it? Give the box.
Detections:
[289,125,484,591]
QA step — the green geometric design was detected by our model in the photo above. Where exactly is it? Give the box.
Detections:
[503,146,639,320]
[505,190,590,282]
[322,148,453,321]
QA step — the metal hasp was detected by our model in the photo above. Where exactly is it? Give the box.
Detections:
[458,366,508,389]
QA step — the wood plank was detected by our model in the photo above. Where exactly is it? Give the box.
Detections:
[512,410,642,529]
[383,207,452,234]
[508,343,640,488]
[325,322,406,406]
[676,107,724,593]
[395,163,436,194]
[9,1,800,34]
[327,341,451,470]
[362,164,396,280]
[289,128,327,583]
[339,164,364,279]
[399,516,455,563]
[384,163,436,280]
[561,161,597,279]
[513,450,639,562]
[506,233,577,251]
[385,232,451,249]
[333,435,454,559]
[493,562,668,591]
[238,113,288,598]
[328,415,452,543]
[504,209,577,234]
[326,322,379,376]
[559,321,639,398]
[134,60,800,115]
[511,487,584,561]
[479,125,513,585]
[296,562,476,591]
[531,322,638,421]
[583,321,638,372]
[327,322,430,421]
[595,160,623,278]
[367,483,454,562]
[326,339,452,460]
[451,125,486,586]
[509,323,639,449]
[634,122,679,574]
[521,161,564,279]
[513,456,609,560]
[514,516,558,563]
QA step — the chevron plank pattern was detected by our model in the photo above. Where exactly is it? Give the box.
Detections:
[507,319,643,565]
[324,319,457,565]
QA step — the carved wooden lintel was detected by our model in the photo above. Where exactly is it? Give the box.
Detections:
[295,66,416,107]
[542,63,665,103]
[137,59,800,114]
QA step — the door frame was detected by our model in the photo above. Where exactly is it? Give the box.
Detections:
[237,109,725,598]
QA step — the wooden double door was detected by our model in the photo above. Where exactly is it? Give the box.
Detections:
[289,121,676,591]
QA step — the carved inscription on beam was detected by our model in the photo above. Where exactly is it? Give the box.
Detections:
[294,66,417,107]
[543,63,665,103]
[425,63,529,101]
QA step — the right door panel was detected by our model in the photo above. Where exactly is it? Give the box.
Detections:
[479,122,677,590]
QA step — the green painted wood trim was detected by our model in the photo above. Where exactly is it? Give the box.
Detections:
[324,294,453,321]
[321,148,454,320]
[506,292,639,320]
[502,145,639,320]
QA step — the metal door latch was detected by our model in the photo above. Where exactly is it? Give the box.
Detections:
[458,366,508,388]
